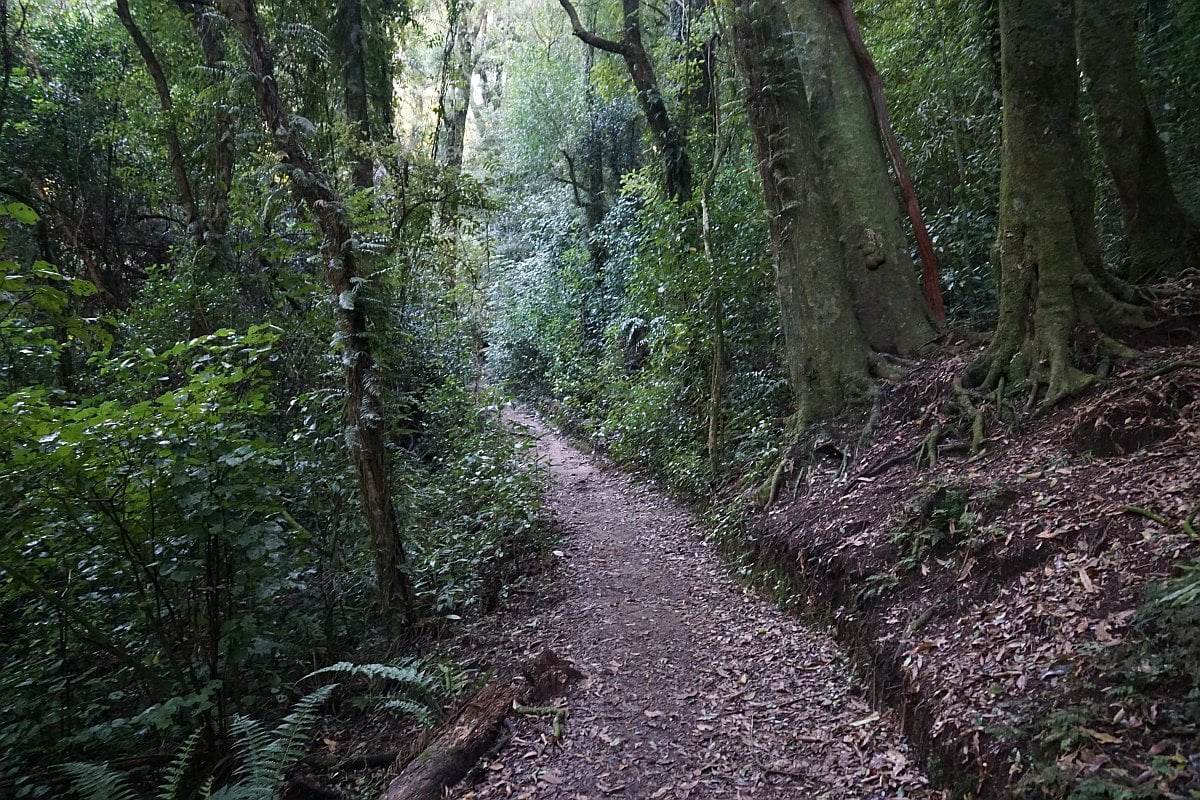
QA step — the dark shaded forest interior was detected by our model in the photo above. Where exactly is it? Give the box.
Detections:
[1,0,1198,798]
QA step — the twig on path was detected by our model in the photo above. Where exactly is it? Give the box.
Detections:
[754,754,809,780]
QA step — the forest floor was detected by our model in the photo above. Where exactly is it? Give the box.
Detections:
[749,332,1200,798]
[440,408,943,800]
[438,337,1200,800]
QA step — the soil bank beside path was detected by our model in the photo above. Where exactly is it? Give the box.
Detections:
[450,408,943,800]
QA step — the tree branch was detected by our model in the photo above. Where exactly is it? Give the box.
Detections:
[558,0,626,55]
[115,0,197,224]
[0,557,166,691]
[560,148,588,209]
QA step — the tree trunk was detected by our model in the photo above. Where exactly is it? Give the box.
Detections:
[978,0,1147,406]
[383,682,520,800]
[115,0,197,226]
[218,0,415,631]
[434,0,485,171]
[788,0,936,353]
[178,0,236,278]
[702,135,730,470]
[619,0,692,201]
[1077,0,1199,282]
[123,0,239,332]
[731,0,872,422]
[338,0,374,189]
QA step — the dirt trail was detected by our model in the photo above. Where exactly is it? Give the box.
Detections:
[451,409,942,799]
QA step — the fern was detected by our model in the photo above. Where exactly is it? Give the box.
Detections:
[61,688,334,800]
[224,685,332,797]
[269,685,333,780]
[304,660,439,696]
[379,698,436,729]
[276,22,329,63]
[59,762,139,800]
[157,728,202,800]
[304,661,444,728]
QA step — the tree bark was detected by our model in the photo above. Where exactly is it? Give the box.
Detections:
[703,134,730,470]
[559,0,693,201]
[788,0,938,353]
[978,0,1147,406]
[1077,0,1199,282]
[338,0,374,189]
[433,0,486,171]
[731,0,873,423]
[826,0,945,325]
[177,0,236,278]
[218,0,415,631]
[121,0,238,332]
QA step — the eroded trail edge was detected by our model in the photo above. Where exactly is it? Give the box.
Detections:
[452,409,942,799]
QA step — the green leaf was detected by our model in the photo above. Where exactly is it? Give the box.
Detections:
[4,202,40,224]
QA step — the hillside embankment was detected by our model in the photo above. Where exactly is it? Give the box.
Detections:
[746,333,1200,798]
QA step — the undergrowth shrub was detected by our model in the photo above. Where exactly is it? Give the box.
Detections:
[403,380,545,616]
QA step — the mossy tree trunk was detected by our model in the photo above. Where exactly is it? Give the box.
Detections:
[220,0,415,633]
[979,0,1147,406]
[435,0,485,172]
[731,0,872,423]
[179,0,236,280]
[1077,0,1200,282]
[788,0,936,355]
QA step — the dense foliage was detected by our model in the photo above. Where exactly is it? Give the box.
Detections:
[0,1,543,795]
[486,0,1200,484]
[1,0,1198,796]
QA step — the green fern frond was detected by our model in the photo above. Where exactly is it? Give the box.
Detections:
[60,689,335,800]
[270,684,336,772]
[276,22,329,62]
[379,698,436,729]
[223,685,334,797]
[228,714,276,791]
[59,761,140,800]
[157,728,202,800]
[304,661,439,696]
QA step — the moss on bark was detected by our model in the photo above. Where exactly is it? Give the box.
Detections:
[1077,0,1200,283]
[980,0,1150,407]
[732,0,872,423]
[788,0,935,355]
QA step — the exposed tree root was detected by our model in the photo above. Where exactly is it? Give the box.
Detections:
[1139,360,1200,381]
[915,423,943,468]
[1125,504,1200,540]
[513,704,568,742]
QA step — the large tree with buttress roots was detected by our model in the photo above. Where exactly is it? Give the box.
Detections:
[970,0,1151,406]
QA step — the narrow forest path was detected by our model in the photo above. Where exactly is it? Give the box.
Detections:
[451,408,942,800]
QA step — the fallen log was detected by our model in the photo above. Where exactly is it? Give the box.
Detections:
[382,681,521,800]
